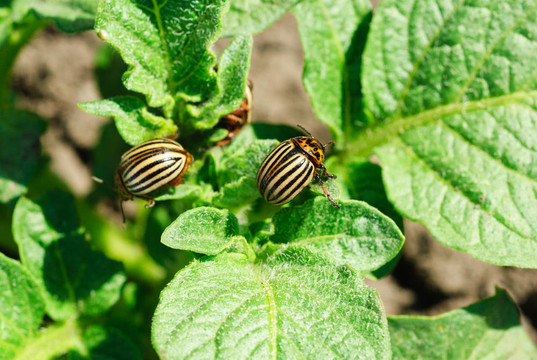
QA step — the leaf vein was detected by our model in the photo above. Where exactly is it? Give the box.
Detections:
[277,307,342,357]
[397,136,532,241]
[279,276,379,351]
[163,279,254,348]
[394,0,466,119]
[184,289,264,358]
[440,120,537,186]
[453,3,537,103]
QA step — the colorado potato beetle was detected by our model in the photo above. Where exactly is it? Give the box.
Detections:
[215,80,253,146]
[256,125,340,208]
[115,138,192,219]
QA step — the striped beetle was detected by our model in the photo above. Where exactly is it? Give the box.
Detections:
[256,125,340,208]
[215,80,253,146]
[115,138,192,219]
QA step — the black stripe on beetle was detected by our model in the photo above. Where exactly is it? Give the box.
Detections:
[256,128,340,208]
[115,138,192,213]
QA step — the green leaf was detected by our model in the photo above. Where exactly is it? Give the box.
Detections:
[0,9,44,107]
[345,159,403,230]
[186,34,253,129]
[293,0,371,143]
[161,207,243,255]
[213,176,260,209]
[95,0,228,113]
[249,123,303,141]
[12,0,97,32]
[12,191,126,320]
[389,289,537,359]
[0,253,45,360]
[358,0,537,267]
[79,97,177,146]
[0,110,46,203]
[214,138,279,209]
[222,0,300,36]
[152,248,390,359]
[68,326,142,360]
[270,197,404,273]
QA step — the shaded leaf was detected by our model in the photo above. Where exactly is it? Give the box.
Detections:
[12,191,126,320]
[161,207,242,255]
[345,159,403,230]
[249,123,303,142]
[389,289,537,359]
[152,247,390,359]
[79,97,177,146]
[0,253,45,360]
[0,110,46,203]
[12,0,97,32]
[68,326,142,360]
[270,197,404,272]
[293,0,371,143]
[0,9,44,107]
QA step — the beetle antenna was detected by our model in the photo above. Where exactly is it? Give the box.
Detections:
[296,124,313,137]
[92,176,116,192]
[119,200,126,224]
[94,176,126,223]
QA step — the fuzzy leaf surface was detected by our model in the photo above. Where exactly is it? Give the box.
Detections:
[389,289,537,359]
[12,191,126,320]
[270,197,404,272]
[222,0,299,36]
[359,0,537,267]
[79,97,177,146]
[152,248,390,359]
[186,34,252,129]
[293,0,371,143]
[214,137,279,208]
[95,0,227,111]
[0,253,45,360]
[161,207,242,255]
[0,110,46,203]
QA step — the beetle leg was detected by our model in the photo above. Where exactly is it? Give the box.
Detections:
[314,172,341,208]
[223,113,244,127]
[319,164,337,179]
[136,196,155,208]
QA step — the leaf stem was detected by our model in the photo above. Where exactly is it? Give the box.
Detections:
[14,317,85,360]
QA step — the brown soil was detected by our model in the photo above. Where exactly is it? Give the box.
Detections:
[11,11,537,345]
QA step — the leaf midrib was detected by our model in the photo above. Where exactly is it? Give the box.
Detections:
[350,90,537,157]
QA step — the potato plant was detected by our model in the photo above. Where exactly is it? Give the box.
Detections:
[1,0,537,359]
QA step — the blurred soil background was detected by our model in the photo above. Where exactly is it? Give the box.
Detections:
[10,7,537,345]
